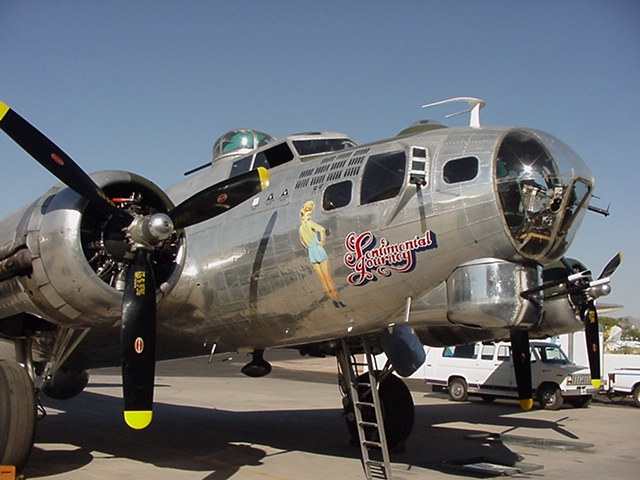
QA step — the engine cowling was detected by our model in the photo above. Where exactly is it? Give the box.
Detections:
[0,171,185,327]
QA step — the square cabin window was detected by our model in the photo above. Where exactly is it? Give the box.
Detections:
[323,181,352,211]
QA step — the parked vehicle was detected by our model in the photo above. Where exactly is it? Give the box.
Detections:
[425,341,595,410]
[607,368,640,407]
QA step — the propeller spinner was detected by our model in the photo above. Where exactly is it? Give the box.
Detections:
[0,101,270,429]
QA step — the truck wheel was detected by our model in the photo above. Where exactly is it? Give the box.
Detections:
[538,384,563,410]
[448,377,469,402]
[632,385,640,408]
[569,395,592,408]
[0,360,37,471]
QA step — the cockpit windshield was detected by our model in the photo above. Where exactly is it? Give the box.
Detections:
[293,138,357,157]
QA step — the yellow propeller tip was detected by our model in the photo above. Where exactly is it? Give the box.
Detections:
[257,166,270,191]
[519,398,534,411]
[124,410,153,430]
[591,379,602,389]
[0,102,10,121]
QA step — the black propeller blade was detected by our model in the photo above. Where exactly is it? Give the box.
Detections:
[582,298,601,389]
[169,167,270,230]
[510,329,533,410]
[0,102,131,222]
[1,101,271,430]
[562,253,622,389]
[121,249,157,429]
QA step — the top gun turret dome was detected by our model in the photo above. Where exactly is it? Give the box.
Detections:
[212,129,277,163]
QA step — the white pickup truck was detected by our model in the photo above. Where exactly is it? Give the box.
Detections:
[607,368,640,407]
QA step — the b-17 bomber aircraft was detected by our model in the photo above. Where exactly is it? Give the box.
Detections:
[0,98,620,479]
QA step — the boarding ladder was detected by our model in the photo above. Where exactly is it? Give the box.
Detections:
[337,337,392,480]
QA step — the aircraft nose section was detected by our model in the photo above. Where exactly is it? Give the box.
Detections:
[495,129,594,263]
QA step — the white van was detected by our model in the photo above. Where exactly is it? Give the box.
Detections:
[425,341,595,409]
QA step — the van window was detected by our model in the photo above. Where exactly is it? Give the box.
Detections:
[497,345,511,361]
[446,344,478,359]
[481,344,495,360]
[534,344,571,365]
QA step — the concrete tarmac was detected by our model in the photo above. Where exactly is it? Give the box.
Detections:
[21,350,640,479]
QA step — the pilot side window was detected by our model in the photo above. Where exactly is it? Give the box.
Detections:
[360,151,406,205]
[229,155,253,177]
[443,156,479,184]
[323,181,352,211]
[254,142,295,169]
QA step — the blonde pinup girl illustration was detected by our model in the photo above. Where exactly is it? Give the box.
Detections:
[299,201,346,308]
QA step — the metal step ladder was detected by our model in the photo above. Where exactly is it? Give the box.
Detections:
[337,337,392,480]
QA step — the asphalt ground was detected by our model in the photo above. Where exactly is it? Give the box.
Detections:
[18,350,640,480]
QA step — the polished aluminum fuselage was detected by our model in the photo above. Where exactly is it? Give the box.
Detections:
[0,125,593,366]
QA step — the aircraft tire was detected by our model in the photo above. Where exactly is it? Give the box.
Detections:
[344,372,414,451]
[0,360,37,471]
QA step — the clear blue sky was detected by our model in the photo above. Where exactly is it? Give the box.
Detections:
[1,1,638,318]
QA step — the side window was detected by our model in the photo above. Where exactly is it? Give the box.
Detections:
[360,151,406,204]
[323,181,352,211]
[451,344,477,359]
[443,156,479,184]
[497,345,511,361]
[481,344,495,360]
[229,155,253,177]
[255,142,295,169]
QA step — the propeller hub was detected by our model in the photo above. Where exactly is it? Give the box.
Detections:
[126,213,174,249]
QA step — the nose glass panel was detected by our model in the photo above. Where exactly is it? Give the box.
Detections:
[496,130,593,261]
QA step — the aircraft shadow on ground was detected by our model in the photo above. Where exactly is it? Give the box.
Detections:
[23,388,583,479]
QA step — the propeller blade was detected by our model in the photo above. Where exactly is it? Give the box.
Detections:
[121,249,157,429]
[169,167,270,230]
[510,329,533,410]
[598,252,622,280]
[583,299,601,389]
[0,102,131,221]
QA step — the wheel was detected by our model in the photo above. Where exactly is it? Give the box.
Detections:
[538,384,563,410]
[632,385,640,408]
[0,360,37,471]
[607,389,626,403]
[448,377,469,402]
[569,395,592,408]
[344,372,415,451]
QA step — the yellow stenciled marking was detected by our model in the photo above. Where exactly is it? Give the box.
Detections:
[124,410,153,430]
[134,271,146,296]
[592,379,601,389]
[0,102,10,121]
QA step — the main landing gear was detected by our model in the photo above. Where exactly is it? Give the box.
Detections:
[336,337,415,480]
[0,359,37,471]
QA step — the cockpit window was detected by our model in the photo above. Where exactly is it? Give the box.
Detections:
[254,142,295,169]
[229,155,253,177]
[360,151,406,205]
[443,157,479,184]
[293,138,357,156]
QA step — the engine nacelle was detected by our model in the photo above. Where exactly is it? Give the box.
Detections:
[0,171,185,327]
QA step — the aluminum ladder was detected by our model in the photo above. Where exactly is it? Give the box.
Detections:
[337,337,392,480]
